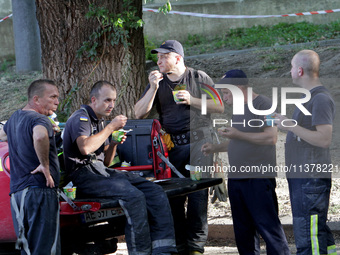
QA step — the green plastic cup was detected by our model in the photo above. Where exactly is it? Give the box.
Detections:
[112,130,125,142]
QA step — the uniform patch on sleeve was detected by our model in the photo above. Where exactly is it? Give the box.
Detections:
[80,116,88,122]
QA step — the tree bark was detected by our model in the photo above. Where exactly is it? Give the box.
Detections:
[35,0,145,119]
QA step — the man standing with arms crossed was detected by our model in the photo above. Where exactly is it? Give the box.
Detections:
[275,50,336,255]
[135,40,224,255]
[0,79,61,255]
[63,81,176,255]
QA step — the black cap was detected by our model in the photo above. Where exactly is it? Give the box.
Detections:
[151,40,184,58]
[217,69,248,86]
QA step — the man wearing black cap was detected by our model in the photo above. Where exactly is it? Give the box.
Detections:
[135,40,224,255]
[202,70,290,254]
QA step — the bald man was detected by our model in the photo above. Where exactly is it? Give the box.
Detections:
[275,50,336,255]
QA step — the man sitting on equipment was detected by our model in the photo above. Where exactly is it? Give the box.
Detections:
[63,80,177,255]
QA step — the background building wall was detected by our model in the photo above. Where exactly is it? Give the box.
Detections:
[0,0,14,59]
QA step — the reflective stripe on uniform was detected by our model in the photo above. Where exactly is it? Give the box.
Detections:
[327,244,337,255]
[310,214,320,255]
[118,199,137,251]
[128,251,150,255]
[152,238,176,249]
[11,188,31,255]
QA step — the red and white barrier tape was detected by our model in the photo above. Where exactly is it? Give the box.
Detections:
[143,8,340,19]
[1,7,339,23]
[0,13,12,23]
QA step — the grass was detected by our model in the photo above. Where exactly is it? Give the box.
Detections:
[179,20,340,56]
[144,36,158,63]
[0,56,15,72]
[145,20,340,59]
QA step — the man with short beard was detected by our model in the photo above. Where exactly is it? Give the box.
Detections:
[135,40,224,255]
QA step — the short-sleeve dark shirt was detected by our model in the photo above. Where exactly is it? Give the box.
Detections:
[228,95,277,178]
[286,86,335,143]
[63,105,109,174]
[4,110,60,194]
[140,68,214,134]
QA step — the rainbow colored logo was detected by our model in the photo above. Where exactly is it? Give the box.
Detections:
[200,83,223,106]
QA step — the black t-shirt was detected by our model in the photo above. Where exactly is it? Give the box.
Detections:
[286,86,335,143]
[63,105,109,174]
[228,95,277,178]
[140,68,214,134]
[4,110,60,194]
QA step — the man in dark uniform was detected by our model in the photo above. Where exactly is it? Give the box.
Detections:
[135,40,224,255]
[275,50,336,255]
[201,70,290,255]
[0,79,61,255]
[62,81,176,255]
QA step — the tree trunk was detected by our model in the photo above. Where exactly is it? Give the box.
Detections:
[35,0,145,119]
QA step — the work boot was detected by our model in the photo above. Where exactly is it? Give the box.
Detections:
[189,251,203,255]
